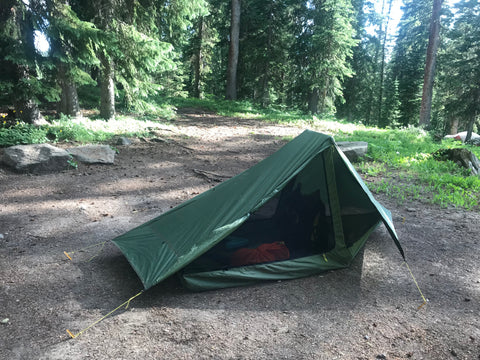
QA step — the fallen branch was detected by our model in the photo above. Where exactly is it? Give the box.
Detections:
[147,137,195,152]
[193,168,230,182]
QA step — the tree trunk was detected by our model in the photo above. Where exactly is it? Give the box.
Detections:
[14,95,43,125]
[193,17,204,99]
[57,64,80,117]
[419,0,443,128]
[308,88,320,115]
[316,77,329,115]
[465,114,475,143]
[95,0,115,120]
[378,0,394,126]
[226,0,240,100]
[260,8,273,107]
[449,118,459,135]
[100,54,115,121]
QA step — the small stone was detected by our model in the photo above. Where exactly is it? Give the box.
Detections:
[376,354,387,359]
[364,335,370,340]
[450,348,458,357]
[116,137,132,146]
[1,318,9,324]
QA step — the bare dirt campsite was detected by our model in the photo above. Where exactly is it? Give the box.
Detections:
[1,110,479,359]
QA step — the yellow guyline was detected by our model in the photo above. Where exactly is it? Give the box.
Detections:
[64,241,107,262]
[66,291,144,339]
[404,261,428,310]
[64,241,145,338]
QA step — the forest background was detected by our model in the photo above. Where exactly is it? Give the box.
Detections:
[1,0,479,140]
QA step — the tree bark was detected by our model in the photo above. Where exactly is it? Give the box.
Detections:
[378,0,394,126]
[419,0,443,128]
[226,0,240,100]
[57,63,80,117]
[95,0,116,120]
[465,113,475,142]
[260,11,274,107]
[193,17,205,99]
[14,93,43,125]
[99,53,115,121]
[308,88,320,115]
[449,118,459,135]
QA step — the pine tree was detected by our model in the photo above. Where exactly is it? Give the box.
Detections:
[0,0,46,124]
[390,0,432,126]
[185,12,218,99]
[339,0,387,125]
[46,0,100,117]
[290,0,357,114]
[440,0,480,141]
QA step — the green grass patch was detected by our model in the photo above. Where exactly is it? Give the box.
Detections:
[335,127,480,210]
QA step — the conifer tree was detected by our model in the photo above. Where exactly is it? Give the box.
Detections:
[0,0,46,124]
[440,0,480,141]
[46,0,99,117]
[390,0,432,126]
[292,0,356,114]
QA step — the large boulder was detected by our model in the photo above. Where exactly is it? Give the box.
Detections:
[2,144,71,173]
[67,145,116,164]
[337,141,368,162]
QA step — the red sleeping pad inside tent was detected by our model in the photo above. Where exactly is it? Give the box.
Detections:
[230,242,290,267]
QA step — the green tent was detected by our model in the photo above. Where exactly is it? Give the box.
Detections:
[112,130,404,291]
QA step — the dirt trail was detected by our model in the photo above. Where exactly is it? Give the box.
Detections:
[1,110,479,359]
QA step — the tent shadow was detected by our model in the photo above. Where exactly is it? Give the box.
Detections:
[70,245,366,314]
[69,221,410,318]
[93,246,367,314]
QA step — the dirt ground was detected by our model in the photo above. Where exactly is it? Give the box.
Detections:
[1,109,479,360]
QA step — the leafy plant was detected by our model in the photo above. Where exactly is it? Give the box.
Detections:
[67,156,78,169]
[0,122,49,146]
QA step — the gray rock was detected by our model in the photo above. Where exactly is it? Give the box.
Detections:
[337,141,368,162]
[2,144,71,173]
[67,145,116,164]
[116,137,132,146]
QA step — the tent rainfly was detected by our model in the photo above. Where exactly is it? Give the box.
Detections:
[112,130,404,291]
